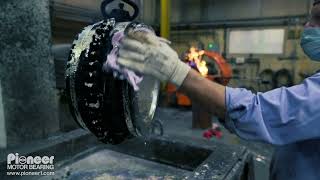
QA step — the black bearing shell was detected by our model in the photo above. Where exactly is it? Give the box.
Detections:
[66,19,160,144]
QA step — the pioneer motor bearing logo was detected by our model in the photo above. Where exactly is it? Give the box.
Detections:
[6,153,55,176]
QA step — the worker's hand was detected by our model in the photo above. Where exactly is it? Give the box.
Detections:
[118,31,191,87]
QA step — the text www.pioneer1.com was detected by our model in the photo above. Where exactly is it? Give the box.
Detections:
[7,171,55,176]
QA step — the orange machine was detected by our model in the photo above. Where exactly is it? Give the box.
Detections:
[166,50,232,107]
[203,51,232,86]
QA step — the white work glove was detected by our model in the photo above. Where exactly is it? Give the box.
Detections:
[118,31,191,87]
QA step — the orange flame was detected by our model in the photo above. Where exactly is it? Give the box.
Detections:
[187,47,208,77]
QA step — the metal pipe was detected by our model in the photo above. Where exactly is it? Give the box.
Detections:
[171,15,308,30]
[161,0,170,39]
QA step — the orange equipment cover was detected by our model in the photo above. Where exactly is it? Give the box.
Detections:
[203,51,232,86]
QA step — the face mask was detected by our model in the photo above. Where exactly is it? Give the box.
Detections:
[301,28,320,61]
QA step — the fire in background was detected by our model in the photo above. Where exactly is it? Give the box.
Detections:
[185,47,209,77]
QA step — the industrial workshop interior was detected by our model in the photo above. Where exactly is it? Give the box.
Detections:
[1,0,320,179]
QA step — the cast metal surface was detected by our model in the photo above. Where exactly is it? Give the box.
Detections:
[66,19,160,144]
[101,0,139,22]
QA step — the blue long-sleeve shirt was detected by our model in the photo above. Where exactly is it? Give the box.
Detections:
[225,72,320,180]
[225,72,320,145]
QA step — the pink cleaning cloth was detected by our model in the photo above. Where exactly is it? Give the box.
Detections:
[103,28,152,91]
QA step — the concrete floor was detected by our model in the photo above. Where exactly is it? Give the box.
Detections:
[156,107,274,180]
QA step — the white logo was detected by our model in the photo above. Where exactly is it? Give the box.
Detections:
[6,153,55,176]
[7,153,54,165]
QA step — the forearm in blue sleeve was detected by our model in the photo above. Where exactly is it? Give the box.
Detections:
[224,73,320,145]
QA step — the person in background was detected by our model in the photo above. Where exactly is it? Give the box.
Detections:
[117,1,320,179]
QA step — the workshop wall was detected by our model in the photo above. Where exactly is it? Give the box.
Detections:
[170,26,320,92]
[141,0,312,27]
[171,0,310,24]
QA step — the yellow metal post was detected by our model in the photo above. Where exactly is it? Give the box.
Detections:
[160,0,171,92]
[161,0,170,39]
